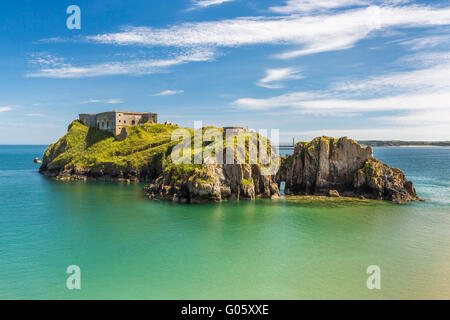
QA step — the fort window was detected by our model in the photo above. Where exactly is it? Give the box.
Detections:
[106,121,109,128]
[132,120,136,125]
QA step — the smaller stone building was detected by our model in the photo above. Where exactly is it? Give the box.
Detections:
[223,127,246,135]
[79,111,158,139]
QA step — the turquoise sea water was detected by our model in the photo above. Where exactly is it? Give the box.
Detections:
[0,145,449,299]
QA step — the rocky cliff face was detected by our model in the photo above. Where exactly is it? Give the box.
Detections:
[279,137,420,203]
[353,158,419,203]
[145,157,280,203]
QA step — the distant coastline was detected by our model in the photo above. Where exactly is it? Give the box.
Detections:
[358,141,450,147]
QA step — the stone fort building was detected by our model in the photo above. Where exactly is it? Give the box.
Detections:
[79,111,158,139]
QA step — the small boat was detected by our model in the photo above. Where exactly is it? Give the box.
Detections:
[34,157,42,164]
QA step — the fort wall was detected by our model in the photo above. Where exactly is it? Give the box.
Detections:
[79,111,158,138]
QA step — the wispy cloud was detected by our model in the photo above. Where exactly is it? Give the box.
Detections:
[24,113,45,117]
[29,53,68,67]
[233,52,450,129]
[27,49,215,78]
[257,67,303,88]
[396,51,450,68]
[399,34,450,50]
[269,0,368,14]
[0,107,13,112]
[191,0,236,9]
[332,59,450,95]
[281,124,450,141]
[83,98,124,104]
[152,90,184,96]
[86,5,450,59]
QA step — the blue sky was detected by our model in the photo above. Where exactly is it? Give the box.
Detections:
[1,0,450,144]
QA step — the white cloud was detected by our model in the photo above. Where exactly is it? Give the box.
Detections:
[233,91,324,110]
[233,91,450,113]
[233,53,450,134]
[286,92,449,113]
[29,3,450,82]
[25,113,45,117]
[273,32,367,59]
[394,51,450,69]
[27,49,215,78]
[374,109,450,125]
[269,0,368,14]
[332,59,450,95]
[152,90,184,96]
[282,124,450,141]
[83,98,124,104]
[191,0,235,9]
[87,5,450,59]
[0,107,13,112]
[399,34,450,50]
[29,53,68,67]
[257,67,303,88]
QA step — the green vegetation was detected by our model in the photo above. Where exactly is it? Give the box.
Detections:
[242,178,253,185]
[296,136,339,150]
[164,163,198,181]
[359,159,387,177]
[319,136,336,144]
[43,121,277,182]
[360,160,375,174]
[281,154,294,168]
[44,120,183,170]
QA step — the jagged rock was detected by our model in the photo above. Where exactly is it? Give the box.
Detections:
[279,136,420,203]
[328,190,340,197]
[353,158,420,204]
[144,161,280,203]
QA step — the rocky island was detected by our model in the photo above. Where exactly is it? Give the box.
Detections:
[39,119,421,204]
[278,137,420,204]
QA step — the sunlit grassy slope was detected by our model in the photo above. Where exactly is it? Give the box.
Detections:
[43,120,184,170]
[42,120,274,183]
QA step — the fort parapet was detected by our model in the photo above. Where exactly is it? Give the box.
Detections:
[223,126,246,135]
[79,111,158,139]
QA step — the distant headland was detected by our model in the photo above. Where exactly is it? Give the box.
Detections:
[358,140,450,147]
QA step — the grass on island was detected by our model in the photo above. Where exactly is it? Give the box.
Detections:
[44,120,183,170]
[44,121,277,181]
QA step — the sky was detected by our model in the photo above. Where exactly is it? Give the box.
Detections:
[0,0,450,144]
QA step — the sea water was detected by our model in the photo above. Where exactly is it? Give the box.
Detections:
[0,145,449,299]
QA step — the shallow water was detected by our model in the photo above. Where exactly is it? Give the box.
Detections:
[0,145,449,299]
